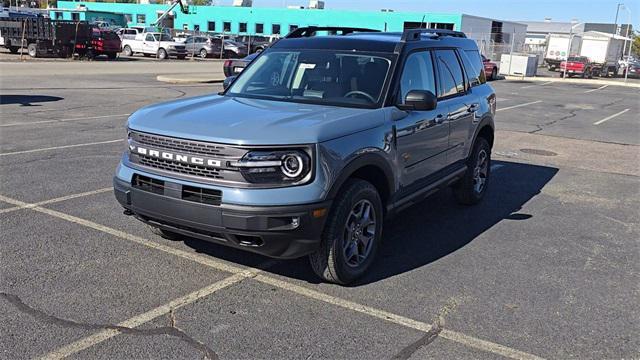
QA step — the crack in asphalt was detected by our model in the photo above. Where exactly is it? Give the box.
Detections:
[0,292,219,359]
[529,109,578,134]
[391,298,461,359]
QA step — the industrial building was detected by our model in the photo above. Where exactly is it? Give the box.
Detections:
[55,0,527,59]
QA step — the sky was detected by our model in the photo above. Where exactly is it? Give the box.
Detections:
[214,0,640,28]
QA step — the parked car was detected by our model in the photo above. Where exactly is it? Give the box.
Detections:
[223,52,258,77]
[560,56,594,78]
[221,40,248,58]
[624,62,640,78]
[121,32,187,60]
[183,35,223,58]
[90,28,121,59]
[482,55,498,80]
[235,34,279,53]
[115,27,496,285]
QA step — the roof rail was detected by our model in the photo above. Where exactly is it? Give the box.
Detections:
[401,28,467,41]
[285,26,380,39]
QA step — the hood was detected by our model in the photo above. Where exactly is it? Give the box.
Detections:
[127,94,385,145]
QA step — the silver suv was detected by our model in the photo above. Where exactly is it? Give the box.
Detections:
[114,27,496,284]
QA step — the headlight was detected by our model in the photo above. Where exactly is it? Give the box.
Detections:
[231,149,312,185]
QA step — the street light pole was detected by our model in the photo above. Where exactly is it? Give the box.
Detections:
[615,3,623,34]
[622,5,632,83]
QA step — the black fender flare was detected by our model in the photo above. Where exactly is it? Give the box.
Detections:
[326,151,395,202]
[470,115,495,149]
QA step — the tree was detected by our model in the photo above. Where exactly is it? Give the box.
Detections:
[632,31,640,58]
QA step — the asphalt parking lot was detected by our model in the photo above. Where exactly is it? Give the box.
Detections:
[1,61,639,359]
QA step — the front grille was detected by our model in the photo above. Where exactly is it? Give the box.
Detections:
[131,131,244,158]
[138,156,224,180]
[128,131,247,184]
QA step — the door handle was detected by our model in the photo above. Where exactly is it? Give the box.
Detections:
[467,103,480,113]
[427,114,446,126]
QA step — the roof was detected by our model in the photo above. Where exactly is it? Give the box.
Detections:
[273,31,475,53]
[519,21,585,34]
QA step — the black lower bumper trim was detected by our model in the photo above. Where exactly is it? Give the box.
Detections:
[114,177,330,259]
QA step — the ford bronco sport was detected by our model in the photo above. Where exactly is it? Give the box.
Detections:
[114,27,496,284]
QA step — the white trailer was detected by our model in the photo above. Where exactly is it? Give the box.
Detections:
[544,34,582,71]
[579,31,626,77]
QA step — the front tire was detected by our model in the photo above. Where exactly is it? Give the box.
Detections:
[454,137,491,205]
[199,48,208,58]
[309,179,383,285]
[122,45,133,57]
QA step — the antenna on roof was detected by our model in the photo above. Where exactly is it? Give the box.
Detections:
[420,15,426,29]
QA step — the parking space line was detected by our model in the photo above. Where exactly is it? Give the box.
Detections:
[593,109,630,125]
[496,101,542,112]
[0,139,122,157]
[521,81,553,89]
[42,271,256,360]
[584,85,608,93]
[0,193,545,360]
[0,113,130,128]
[0,188,112,215]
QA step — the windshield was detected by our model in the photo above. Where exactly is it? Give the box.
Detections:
[226,50,393,108]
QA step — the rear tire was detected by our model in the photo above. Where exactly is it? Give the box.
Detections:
[122,45,133,57]
[199,48,208,58]
[157,48,168,60]
[454,137,491,205]
[309,179,383,285]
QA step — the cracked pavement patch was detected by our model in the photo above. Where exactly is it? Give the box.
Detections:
[1,293,219,359]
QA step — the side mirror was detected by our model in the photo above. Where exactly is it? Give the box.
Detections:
[223,75,237,90]
[397,90,437,111]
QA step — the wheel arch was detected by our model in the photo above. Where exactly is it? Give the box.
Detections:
[326,152,395,211]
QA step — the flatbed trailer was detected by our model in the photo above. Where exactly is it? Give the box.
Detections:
[0,16,93,58]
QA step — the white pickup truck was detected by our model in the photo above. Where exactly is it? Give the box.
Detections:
[121,32,187,60]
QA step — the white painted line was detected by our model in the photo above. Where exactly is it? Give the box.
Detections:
[584,85,608,93]
[0,139,122,157]
[521,81,553,89]
[593,109,630,125]
[42,272,253,360]
[0,193,545,360]
[0,188,112,215]
[256,275,544,360]
[496,100,542,112]
[0,113,130,128]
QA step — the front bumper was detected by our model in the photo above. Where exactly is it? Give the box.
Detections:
[114,176,330,259]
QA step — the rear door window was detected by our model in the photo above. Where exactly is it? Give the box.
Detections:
[461,49,486,86]
[435,49,466,98]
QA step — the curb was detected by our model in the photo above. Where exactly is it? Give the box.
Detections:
[503,75,640,88]
[156,74,225,84]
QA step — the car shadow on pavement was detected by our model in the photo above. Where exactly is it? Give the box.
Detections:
[182,160,558,285]
[0,95,64,106]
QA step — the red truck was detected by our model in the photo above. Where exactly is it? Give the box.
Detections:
[560,56,594,78]
[90,28,121,60]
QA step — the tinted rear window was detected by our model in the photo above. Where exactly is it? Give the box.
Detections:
[435,49,465,98]
[462,50,486,86]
